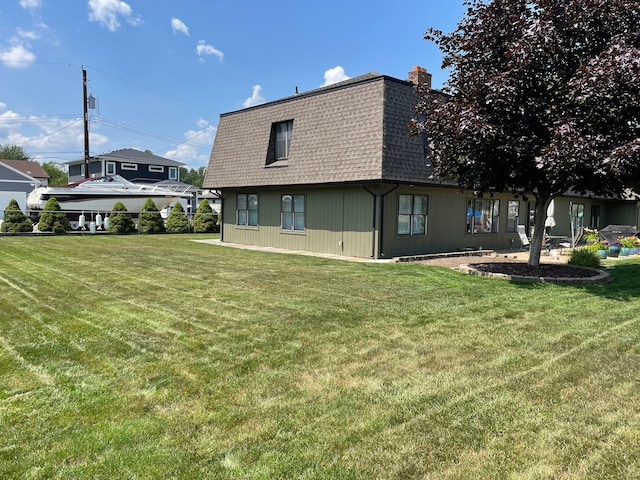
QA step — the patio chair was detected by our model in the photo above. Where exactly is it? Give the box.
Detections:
[517,225,530,249]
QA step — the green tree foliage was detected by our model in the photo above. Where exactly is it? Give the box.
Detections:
[413,0,640,266]
[165,202,189,233]
[192,199,217,233]
[3,199,33,233]
[108,202,137,234]
[37,197,71,233]
[41,162,68,186]
[139,198,166,233]
[179,167,206,187]
[0,144,30,160]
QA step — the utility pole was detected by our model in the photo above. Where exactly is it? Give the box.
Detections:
[83,66,90,179]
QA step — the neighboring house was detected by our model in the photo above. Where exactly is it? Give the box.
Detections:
[203,67,638,259]
[66,148,184,184]
[0,160,49,218]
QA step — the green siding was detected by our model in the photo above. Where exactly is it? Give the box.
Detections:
[221,187,375,258]
[221,186,638,258]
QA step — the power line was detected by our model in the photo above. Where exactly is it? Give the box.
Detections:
[92,116,212,150]
[84,64,220,114]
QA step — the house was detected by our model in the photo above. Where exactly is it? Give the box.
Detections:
[0,160,49,217]
[203,67,638,259]
[66,148,184,184]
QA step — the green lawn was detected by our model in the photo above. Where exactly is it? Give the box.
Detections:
[1,234,640,479]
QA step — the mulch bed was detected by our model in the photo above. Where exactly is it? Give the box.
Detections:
[470,262,600,278]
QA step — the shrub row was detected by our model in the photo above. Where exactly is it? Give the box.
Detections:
[2,198,218,234]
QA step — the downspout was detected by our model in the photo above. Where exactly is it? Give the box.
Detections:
[362,186,378,258]
[219,193,224,242]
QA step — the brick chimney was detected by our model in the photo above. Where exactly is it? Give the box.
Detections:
[407,66,432,89]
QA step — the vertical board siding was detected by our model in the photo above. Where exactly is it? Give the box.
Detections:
[222,186,638,258]
[221,187,375,258]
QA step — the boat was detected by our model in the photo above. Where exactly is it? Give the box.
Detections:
[27,174,192,217]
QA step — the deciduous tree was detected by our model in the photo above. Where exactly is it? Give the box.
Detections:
[42,162,68,186]
[0,144,30,160]
[413,0,640,265]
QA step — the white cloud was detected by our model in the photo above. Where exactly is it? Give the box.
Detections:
[195,40,223,62]
[0,104,108,157]
[322,66,350,86]
[0,44,36,67]
[19,0,42,10]
[243,85,265,108]
[164,120,216,169]
[88,0,142,32]
[171,17,189,36]
[17,28,39,40]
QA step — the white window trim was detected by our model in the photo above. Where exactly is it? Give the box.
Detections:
[149,165,164,173]
[168,167,178,180]
[121,163,138,171]
[106,161,116,175]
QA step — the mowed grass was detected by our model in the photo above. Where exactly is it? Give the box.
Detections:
[1,234,640,479]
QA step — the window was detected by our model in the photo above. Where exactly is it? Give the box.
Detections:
[236,193,258,227]
[149,165,164,173]
[121,163,138,171]
[571,203,585,231]
[398,194,428,235]
[106,161,116,175]
[266,120,294,165]
[467,198,500,234]
[281,194,304,231]
[276,120,293,159]
[507,200,519,233]
[168,167,178,180]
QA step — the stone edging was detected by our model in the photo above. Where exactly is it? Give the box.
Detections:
[457,264,611,285]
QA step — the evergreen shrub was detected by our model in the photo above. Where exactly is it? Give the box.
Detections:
[139,198,166,233]
[193,199,216,233]
[38,197,71,233]
[108,201,137,234]
[3,199,33,233]
[166,202,189,233]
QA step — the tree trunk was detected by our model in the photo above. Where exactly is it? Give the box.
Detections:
[528,197,551,267]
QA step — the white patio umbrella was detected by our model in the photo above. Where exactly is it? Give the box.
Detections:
[545,199,556,229]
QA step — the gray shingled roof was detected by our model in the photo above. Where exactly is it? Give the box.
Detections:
[66,148,185,167]
[203,72,439,189]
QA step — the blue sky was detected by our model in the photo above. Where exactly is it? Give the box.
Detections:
[0,0,466,170]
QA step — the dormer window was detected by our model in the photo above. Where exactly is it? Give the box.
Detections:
[276,120,293,159]
[266,120,293,166]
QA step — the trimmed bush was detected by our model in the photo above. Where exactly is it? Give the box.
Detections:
[3,199,33,233]
[38,197,71,233]
[193,199,217,233]
[166,202,189,233]
[139,198,165,234]
[108,201,137,234]
[568,248,601,269]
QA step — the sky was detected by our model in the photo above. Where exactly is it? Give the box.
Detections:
[0,0,467,171]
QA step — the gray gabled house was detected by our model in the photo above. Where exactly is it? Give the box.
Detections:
[0,160,49,217]
[204,67,637,259]
[66,148,184,184]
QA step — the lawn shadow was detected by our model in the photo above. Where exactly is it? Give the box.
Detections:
[511,262,640,301]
